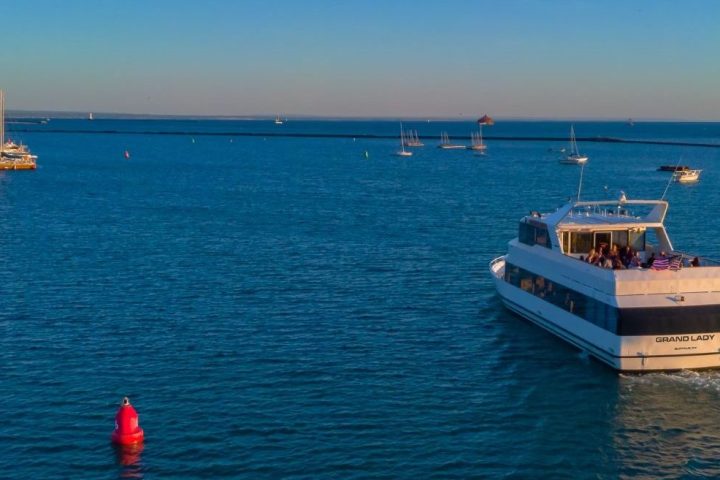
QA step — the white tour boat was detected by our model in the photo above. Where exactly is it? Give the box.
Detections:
[490,193,720,372]
[559,124,588,164]
[673,169,701,183]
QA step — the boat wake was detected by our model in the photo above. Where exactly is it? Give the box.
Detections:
[619,369,720,391]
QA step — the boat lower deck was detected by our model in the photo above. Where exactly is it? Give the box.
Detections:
[491,256,720,372]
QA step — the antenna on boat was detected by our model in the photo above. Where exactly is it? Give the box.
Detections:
[576,162,585,201]
[661,156,683,200]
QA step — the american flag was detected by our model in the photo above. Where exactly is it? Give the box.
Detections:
[651,257,670,270]
[669,256,683,271]
[651,256,682,271]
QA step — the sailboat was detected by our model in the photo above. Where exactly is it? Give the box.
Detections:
[404,129,424,147]
[438,131,465,149]
[0,90,37,170]
[559,124,588,164]
[467,126,487,151]
[274,115,284,125]
[395,123,413,157]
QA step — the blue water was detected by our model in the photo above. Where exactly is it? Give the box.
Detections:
[3,120,720,479]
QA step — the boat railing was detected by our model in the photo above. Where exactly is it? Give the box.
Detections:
[489,256,506,276]
[672,251,720,267]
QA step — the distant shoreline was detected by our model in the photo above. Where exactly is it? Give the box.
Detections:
[7,127,720,149]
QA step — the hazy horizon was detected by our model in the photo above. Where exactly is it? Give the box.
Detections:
[2,1,719,120]
[6,109,719,123]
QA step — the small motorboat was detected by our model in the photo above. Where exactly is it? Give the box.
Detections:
[658,165,690,172]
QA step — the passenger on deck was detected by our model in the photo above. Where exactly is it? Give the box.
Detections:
[629,252,642,268]
[612,257,626,270]
[586,248,599,265]
[619,246,630,265]
[601,255,613,269]
[644,252,656,268]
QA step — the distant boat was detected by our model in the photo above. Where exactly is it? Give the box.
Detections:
[274,115,284,125]
[559,125,588,164]
[403,129,424,147]
[628,118,634,126]
[658,165,690,172]
[673,169,701,183]
[477,114,495,126]
[88,112,94,120]
[0,90,37,170]
[468,127,487,151]
[395,123,413,157]
[438,131,465,149]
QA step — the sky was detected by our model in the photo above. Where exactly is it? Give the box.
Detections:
[2,0,719,119]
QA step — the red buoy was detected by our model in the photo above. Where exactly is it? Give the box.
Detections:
[111,397,144,445]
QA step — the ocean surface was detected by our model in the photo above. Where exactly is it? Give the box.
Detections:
[3,119,720,479]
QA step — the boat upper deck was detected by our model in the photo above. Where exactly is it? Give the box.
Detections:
[533,198,668,231]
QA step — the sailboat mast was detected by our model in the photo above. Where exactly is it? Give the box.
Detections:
[0,89,4,154]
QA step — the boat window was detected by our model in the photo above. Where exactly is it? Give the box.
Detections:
[613,230,628,248]
[505,263,520,286]
[629,230,645,252]
[570,232,593,254]
[645,229,659,252]
[518,222,551,249]
[503,262,619,334]
[519,222,534,245]
[535,228,548,248]
[594,232,612,253]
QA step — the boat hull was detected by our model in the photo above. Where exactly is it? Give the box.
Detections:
[0,160,36,170]
[674,171,701,183]
[490,256,720,372]
[559,156,588,165]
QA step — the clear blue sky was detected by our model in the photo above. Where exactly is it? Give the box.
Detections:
[3,0,719,119]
